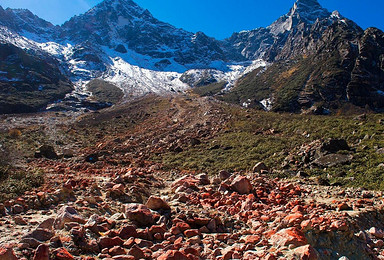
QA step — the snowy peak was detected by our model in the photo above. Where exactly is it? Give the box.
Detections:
[86,0,147,19]
[268,0,330,35]
[290,0,330,23]
[0,6,56,38]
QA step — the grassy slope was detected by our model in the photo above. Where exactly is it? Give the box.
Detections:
[156,100,384,190]
[0,94,383,203]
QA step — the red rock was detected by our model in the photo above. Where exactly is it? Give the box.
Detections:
[171,176,199,191]
[219,170,231,180]
[146,196,171,211]
[53,248,74,260]
[231,176,252,194]
[112,255,135,260]
[337,203,352,211]
[98,237,124,249]
[184,229,200,238]
[243,235,261,244]
[175,222,191,233]
[301,220,312,232]
[154,233,163,240]
[125,204,155,227]
[128,246,145,259]
[23,228,55,242]
[158,250,188,260]
[330,220,349,231]
[0,247,17,260]
[119,225,137,239]
[14,216,28,225]
[139,239,155,248]
[112,256,135,260]
[112,184,125,192]
[109,246,126,256]
[284,213,303,225]
[293,245,319,260]
[149,225,167,237]
[270,227,307,247]
[33,244,49,260]
[181,247,199,256]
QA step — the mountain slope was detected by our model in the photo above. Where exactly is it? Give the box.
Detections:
[59,0,242,69]
[0,0,383,114]
[0,42,73,113]
[220,0,384,112]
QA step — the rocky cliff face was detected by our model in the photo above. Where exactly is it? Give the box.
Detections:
[221,0,384,112]
[0,42,73,113]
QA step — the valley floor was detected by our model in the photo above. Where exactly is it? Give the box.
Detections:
[0,93,384,259]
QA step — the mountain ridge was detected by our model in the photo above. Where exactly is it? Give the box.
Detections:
[0,0,383,113]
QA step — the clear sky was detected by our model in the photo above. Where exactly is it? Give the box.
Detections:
[0,0,382,39]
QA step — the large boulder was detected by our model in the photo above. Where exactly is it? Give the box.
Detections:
[35,145,58,159]
[125,204,156,227]
[320,139,350,153]
[230,176,253,194]
[313,154,353,167]
[145,196,170,211]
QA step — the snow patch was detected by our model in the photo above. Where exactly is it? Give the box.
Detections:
[260,98,273,111]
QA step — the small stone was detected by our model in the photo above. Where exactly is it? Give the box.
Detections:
[98,237,124,249]
[158,250,188,260]
[197,173,210,185]
[38,218,54,230]
[293,245,318,260]
[0,204,5,216]
[33,244,49,260]
[23,228,55,242]
[54,206,85,230]
[119,225,137,239]
[125,204,156,227]
[270,228,307,248]
[219,170,231,180]
[369,227,384,239]
[184,229,200,238]
[337,203,352,211]
[109,246,126,256]
[253,162,268,173]
[0,247,18,260]
[14,216,28,225]
[52,248,74,260]
[128,246,145,259]
[12,204,24,214]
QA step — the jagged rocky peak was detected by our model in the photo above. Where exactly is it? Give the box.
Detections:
[86,0,147,19]
[268,0,331,35]
[0,5,55,36]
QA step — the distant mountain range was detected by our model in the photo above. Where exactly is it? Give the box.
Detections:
[0,0,383,113]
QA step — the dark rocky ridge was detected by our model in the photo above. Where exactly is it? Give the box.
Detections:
[0,43,73,114]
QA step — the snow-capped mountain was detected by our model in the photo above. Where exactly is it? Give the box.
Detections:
[0,0,383,113]
[224,0,384,112]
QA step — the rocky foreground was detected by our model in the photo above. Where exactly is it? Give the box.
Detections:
[0,95,384,259]
[1,162,384,260]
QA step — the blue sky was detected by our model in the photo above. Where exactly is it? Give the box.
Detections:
[0,0,382,39]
